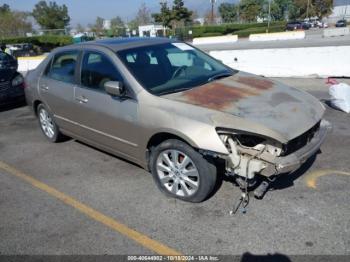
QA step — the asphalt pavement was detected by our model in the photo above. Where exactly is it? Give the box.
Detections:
[0,79,349,259]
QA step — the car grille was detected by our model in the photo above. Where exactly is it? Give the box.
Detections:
[0,81,11,92]
[282,121,321,156]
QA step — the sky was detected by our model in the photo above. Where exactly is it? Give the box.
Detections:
[1,0,236,26]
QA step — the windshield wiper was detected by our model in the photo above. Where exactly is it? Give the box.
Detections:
[207,72,232,83]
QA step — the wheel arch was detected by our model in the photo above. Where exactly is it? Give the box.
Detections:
[33,100,42,116]
[145,131,198,170]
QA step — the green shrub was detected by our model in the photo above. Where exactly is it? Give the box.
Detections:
[201,32,223,37]
[188,22,286,38]
[235,25,286,38]
[1,35,73,50]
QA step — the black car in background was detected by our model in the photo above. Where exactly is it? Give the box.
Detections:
[286,21,310,31]
[10,43,37,57]
[0,52,25,107]
[335,19,347,27]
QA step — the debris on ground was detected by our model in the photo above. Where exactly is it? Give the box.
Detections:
[329,83,350,113]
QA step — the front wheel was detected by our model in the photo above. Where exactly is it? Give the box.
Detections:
[150,139,217,203]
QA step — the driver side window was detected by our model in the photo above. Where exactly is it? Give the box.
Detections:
[81,51,121,92]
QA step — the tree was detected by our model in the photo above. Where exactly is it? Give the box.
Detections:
[110,16,125,36]
[0,4,10,13]
[312,0,333,18]
[127,19,139,32]
[152,1,172,28]
[136,2,152,26]
[90,17,104,36]
[153,0,193,29]
[218,3,239,23]
[239,0,263,22]
[171,0,193,27]
[270,0,294,21]
[288,0,332,19]
[32,1,70,29]
[0,5,32,37]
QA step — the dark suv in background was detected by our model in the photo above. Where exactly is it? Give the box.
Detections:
[335,19,347,27]
[286,21,310,30]
[0,52,25,107]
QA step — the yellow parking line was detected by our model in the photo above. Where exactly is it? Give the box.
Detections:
[305,169,350,189]
[0,160,182,256]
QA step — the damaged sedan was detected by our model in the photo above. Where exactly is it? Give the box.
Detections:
[25,38,331,203]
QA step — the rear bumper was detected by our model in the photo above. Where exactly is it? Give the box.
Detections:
[275,120,332,174]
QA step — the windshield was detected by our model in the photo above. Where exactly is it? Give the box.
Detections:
[117,42,235,96]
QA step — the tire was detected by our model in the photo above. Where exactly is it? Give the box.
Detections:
[150,139,217,203]
[37,104,64,143]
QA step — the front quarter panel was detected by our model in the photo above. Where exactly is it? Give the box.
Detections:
[137,91,230,159]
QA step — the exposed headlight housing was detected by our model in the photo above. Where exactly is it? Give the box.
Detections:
[12,74,24,87]
[216,128,283,157]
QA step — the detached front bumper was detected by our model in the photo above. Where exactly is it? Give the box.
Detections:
[275,120,332,174]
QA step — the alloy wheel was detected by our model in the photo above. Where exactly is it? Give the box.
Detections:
[156,149,200,197]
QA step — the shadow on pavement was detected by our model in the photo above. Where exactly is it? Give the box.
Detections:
[271,153,317,191]
[0,100,26,113]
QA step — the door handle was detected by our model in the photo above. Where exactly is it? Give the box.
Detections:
[76,96,88,104]
[40,85,49,91]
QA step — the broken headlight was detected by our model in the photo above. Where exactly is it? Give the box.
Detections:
[217,129,282,157]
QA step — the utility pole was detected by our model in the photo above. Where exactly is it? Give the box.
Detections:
[210,0,216,24]
[306,0,310,19]
[267,0,271,33]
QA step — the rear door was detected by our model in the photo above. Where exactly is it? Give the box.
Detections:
[39,50,80,131]
[72,49,140,159]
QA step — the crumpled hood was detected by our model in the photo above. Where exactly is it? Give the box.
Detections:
[164,72,325,141]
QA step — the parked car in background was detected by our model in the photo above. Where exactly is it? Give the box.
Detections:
[9,43,36,57]
[286,21,310,31]
[316,21,328,28]
[335,19,347,27]
[0,52,25,107]
[25,38,331,202]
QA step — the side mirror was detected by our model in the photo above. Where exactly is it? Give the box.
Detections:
[104,81,124,97]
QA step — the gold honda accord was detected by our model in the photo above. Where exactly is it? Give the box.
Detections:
[25,38,331,202]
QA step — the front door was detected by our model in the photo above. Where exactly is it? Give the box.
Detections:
[72,50,140,160]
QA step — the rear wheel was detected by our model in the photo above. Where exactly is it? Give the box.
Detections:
[150,139,217,203]
[37,104,64,143]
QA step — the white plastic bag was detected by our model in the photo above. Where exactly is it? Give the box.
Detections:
[329,83,350,113]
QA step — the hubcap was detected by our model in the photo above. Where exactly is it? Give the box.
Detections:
[156,150,199,197]
[39,108,55,139]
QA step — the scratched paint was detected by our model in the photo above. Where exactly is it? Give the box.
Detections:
[305,169,350,189]
[236,76,274,90]
[184,82,259,110]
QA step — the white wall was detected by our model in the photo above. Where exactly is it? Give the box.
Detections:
[249,31,305,41]
[210,46,350,78]
[192,35,238,45]
[17,56,45,72]
[18,46,350,78]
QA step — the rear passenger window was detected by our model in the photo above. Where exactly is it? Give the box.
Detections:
[81,51,121,91]
[46,51,78,84]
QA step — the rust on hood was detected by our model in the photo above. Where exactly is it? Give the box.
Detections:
[184,82,259,110]
[236,76,274,90]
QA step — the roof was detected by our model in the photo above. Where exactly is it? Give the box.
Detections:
[78,37,175,52]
